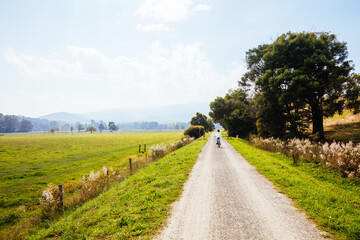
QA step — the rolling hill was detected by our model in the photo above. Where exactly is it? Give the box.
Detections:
[40,102,211,123]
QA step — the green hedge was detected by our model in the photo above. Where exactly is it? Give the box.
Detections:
[184,125,205,139]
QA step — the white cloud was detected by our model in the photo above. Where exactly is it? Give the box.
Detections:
[136,23,170,32]
[194,4,211,11]
[3,43,245,116]
[136,0,212,22]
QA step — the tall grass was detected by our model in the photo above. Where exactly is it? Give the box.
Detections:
[250,136,360,178]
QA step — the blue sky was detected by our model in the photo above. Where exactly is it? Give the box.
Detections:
[1,0,360,117]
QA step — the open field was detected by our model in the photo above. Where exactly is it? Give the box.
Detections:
[26,136,208,239]
[0,131,183,236]
[227,138,360,240]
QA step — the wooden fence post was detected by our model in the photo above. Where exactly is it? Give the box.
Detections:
[139,144,141,153]
[129,158,132,171]
[58,184,63,211]
[144,144,146,152]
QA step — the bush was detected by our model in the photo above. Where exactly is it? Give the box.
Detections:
[184,125,205,139]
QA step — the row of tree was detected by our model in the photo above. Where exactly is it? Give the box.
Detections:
[0,114,33,133]
[210,32,360,141]
[49,121,189,133]
[0,113,190,133]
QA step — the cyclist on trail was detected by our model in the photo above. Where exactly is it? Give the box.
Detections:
[216,129,221,146]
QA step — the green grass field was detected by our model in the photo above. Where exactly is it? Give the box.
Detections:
[0,131,183,237]
[26,136,207,239]
[227,138,360,240]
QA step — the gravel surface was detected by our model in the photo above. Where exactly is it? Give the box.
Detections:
[156,134,328,240]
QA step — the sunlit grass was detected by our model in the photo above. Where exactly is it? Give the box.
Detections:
[0,131,183,237]
[228,138,360,240]
[27,137,208,239]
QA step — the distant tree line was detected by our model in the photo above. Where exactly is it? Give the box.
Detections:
[210,32,360,141]
[0,114,190,133]
[0,114,33,133]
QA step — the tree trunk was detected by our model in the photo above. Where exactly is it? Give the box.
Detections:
[317,103,325,141]
[312,113,319,134]
[311,101,325,141]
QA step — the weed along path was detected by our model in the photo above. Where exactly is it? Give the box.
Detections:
[157,134,327,240]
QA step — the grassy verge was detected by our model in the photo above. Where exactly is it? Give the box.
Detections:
[227,138,360,240]
[27,137,208,239]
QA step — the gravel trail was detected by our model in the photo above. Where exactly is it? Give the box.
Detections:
[156,134,327,240]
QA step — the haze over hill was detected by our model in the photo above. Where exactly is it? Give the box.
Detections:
[40,112,89,123]
[40,102,211,123]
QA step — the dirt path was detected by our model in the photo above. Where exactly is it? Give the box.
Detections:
[156,134,327,240]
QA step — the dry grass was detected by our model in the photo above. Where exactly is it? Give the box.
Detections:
[323,111,360,127]
[250,136,360,178]
[307,111,360,143]
[323,111,360,143]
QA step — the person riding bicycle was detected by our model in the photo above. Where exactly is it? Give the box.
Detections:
[216,129,221,145]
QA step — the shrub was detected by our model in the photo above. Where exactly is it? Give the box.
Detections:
[184,125,205,139]
[148,144,168,160]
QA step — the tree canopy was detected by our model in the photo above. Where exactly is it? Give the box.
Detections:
[241,31,357,140]
[108,122,118,131]
[190,112,214,132]
[87,126,97,133]
[0,114,33,133]
[184,125,205,139]
[19,119,33,132]
[210,89,256,137]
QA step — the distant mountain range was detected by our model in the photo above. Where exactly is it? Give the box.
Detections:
[39,112,89,123]
[40,102,211,123]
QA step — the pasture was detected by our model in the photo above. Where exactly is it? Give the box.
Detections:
[0,131,183,234]
[27,136,208,239]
